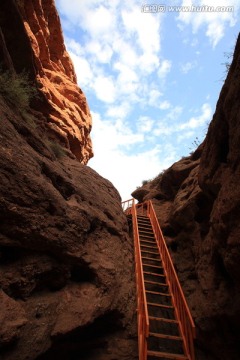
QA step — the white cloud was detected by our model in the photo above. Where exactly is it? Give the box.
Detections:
[58,1,117,39]
[106,102,131,119]
[89,111,169,200]
[167,106,183,120]
[153,103,211,137]
[181,61,197,74]
[82,5,116,37]
[90,146,164,200]
[67,38,84,55]
[92,75,117,103]
[86,41,113,64]
[159,100,171,110]
[69,51,93,87]
[112,38,138,67]
[148,89,163,106]
[179,103,212,130]
[139,53,160,73]
[60,0,167,110]
[91,111,143,152]
[153,123,174,137]
[158,59,172,78]
[137,116,154,133]
[55,0,231,200]
[177,131,195,142]
[114,62,139,95]
[121,6,161,54]
[177,0,240,47]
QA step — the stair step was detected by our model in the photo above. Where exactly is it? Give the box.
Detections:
[146,290,171,296]
[143,271,165,277]
[140,235,155,241]
[142,256,161,262]
[141,250,159,256]
[141,250,159,255]
[140,239,157,245]
[143,263,163,269]
[149,332,182,341]
[140,234,155,239]
[145,280,167,286]
[149,316,178,324]
[139,228,152,233]
[148,302,173,309]
[147,350,188,359]
[138,223,152,232]
[139,230,154,235]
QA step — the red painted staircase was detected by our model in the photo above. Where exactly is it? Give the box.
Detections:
[122,199,196,360]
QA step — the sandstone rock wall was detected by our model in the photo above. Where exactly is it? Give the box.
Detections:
[132,34,240,360]
[0,1,137,359]
[0,0,93,164]
[0,85,137,360]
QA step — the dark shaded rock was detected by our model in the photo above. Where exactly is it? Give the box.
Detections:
[0,290,27,348]
[0,95,137,359]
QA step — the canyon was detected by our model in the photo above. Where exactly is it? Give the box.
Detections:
[0,0,240,359]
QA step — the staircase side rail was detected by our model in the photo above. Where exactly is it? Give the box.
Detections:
[135,202,148,216]
[147,200,196,360]
[132,199,149,360]
[122,199,134,215]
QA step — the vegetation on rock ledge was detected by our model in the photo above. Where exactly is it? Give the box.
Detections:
[0,67,38,109]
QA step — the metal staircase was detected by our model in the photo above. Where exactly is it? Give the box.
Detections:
[122,199,196,360]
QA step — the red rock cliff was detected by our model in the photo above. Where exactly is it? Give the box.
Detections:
[0,1,137,359]
[132,34,240,360]
[0,0,93,164]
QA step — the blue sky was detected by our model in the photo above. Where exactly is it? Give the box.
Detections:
[55,0,240,200]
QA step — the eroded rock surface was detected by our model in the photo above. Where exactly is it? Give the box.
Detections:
[0,0,137,359]
[132,35,240,360]
[0,0,92,163]
[0,94,137,359]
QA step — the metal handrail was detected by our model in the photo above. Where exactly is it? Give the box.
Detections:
[147,200,196,360]
[122,199,149,360]
[122,199,134,215]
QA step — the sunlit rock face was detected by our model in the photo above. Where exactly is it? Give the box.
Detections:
[0,0,93,164]
[132,34,240,360]
[0,1,137,359]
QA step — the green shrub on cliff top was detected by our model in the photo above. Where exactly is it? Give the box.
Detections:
[0,68,38,109]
